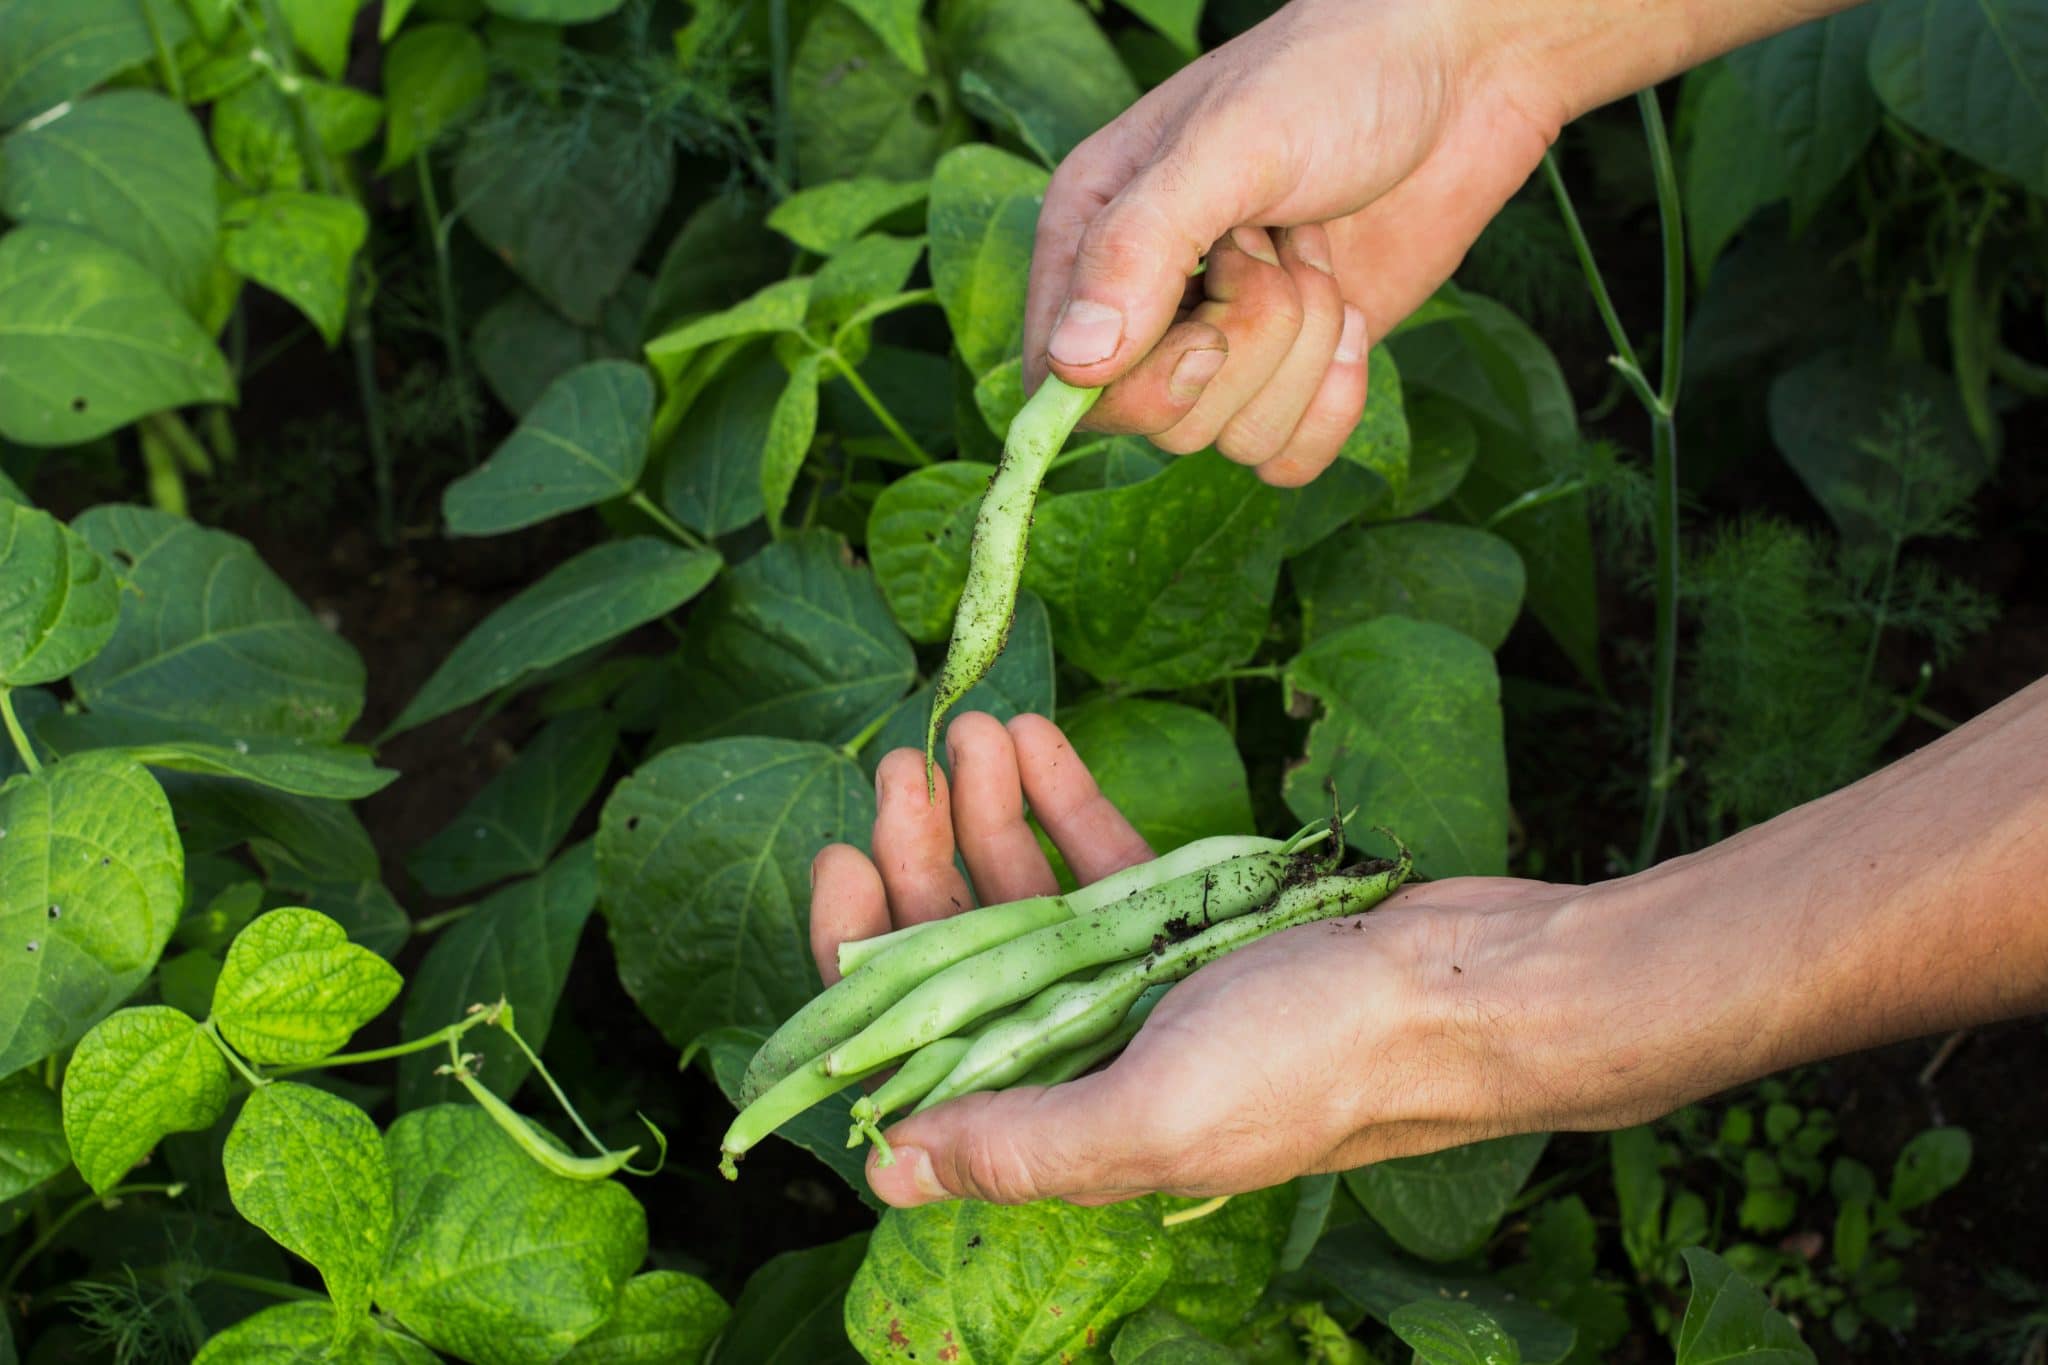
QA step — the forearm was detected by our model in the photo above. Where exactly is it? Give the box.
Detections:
[1477,0,1871,128]
[1542,675,2048,1126]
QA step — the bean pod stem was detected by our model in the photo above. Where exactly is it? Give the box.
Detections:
[925,376,1102,796]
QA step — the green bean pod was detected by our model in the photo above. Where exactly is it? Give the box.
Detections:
[1015,982,1171,1088]
[738,893,1072,1106]
[925,376,1102,793]
[719,1055,887,1179]
[842,1034,976,1164]
[832,833,1290,978]
[824,840,1333,1078]
[917,857,1413,1113]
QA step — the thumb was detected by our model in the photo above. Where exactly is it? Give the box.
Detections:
[1033,147,1265,392]
[864,1078,1149,1208]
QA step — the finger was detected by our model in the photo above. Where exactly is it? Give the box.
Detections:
[945,712,1060,905]
[1252,304,1369,489]
[809,844,888,987]
[865,1074,1161,1207]
[872,749,977,928]
[1007,714,1153,886]
[1037,136,1281,392]
[1078,318,1228,437]
[1213,224,1346,469]
[1151,227,1306,457]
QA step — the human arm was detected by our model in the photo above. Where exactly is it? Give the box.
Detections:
[816,682,2048,1207]
[1030,0,1869,485]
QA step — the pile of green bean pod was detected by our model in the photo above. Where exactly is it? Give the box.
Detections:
[716,818,1412,1179]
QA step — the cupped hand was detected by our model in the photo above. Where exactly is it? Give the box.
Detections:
[808,711,1596,1208]
[1025,0,1568,487]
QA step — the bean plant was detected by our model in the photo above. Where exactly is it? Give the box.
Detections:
[3,0,2038,1361]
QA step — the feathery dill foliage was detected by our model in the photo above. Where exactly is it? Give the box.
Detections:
[1683,517,1887,830]
[1460,197,1587,331]
[61,1268,208,1365]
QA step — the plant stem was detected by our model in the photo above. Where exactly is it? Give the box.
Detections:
[145,411,215,477]
[411,903,479,937]
[416,148,477,465]
[627,490,713,551]
[1161,1195,1231,1227]
[841,694,913,758]
[1860,540,1903,697]
[1541,153,1656,411]
[199,1269,325,1302]
[0,688,41,774]
[769,0,793,191]
[202,1020,269,1088]
[823,350,933,465]
[141,0,185,103]
[2,1184,187,1294]
[267,1015,486,1076]
[350,302,398,546]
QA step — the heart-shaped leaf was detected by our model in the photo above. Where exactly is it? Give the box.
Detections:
[61,1004,228,1194]
[212,908,403,1064]
[0,502,120,686]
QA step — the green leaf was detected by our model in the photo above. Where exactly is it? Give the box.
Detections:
[661,532,914,748]
[0,0,186,127]
[60,1004,227,1194]
[380,22,487,172]
[72,506,366,742]
[1673,1247,1815,1365]
[768,176,930,255]
[282,876,411,963]
[213,78,383,192]
[1344,1134,1549,1263]
[409,712,614,897]
[1028,454,1288,689]
[658,348,781,538]
[863,590,1055,772]
[940,0,1139,165]
[444,361,653,536]
[791,5,963,186]
[1112,1306,1240,1364]
[277,0,362,79]
[1057,698,1252,856]
[695,1025,879,1206]
[867,460,993,642]
[378,1103,648,1365]
[0,752,183,1077]
[759,352,824,528]
[35,713,395,799]
[222,190,367,347]
[1889,1126,1971,1211]
[847,1200,1172,1364]
[838,0,927,74]
[1308,1223,1575,1365]
[0,1068,69,1201]
[1390,1301,1523,1365]
[1337,343,1413,491]
[157,947,221,1018]
[1366,396,1478,521]
[398,843,599,1109]
[480,0,627,22]
[810,234,926,331]
[1765,348,1989,554]
[643,277,812,389]
[0,225,233,447]
[0,92,218,317]
[0,503,120,685]
[224,1081,393,1321]
[560,1270,729,1364]
[477,280,648,418]
[928,143,1046,379]
[385,537,721,736]
[1284,616,1508,878]
[643,188,789,340]
[1292,523,1525,651]
[193,1301,440,1363]
[1869,0,2048,197]
[212,907,403,1064]
[596,738,872,1047]
[455,103,670,324]
[169,777,379,883]
[718,1232,869,1364]
[1725,10,1881,230]
[1151,1185,1293,1339]
[1678,62,1788,282]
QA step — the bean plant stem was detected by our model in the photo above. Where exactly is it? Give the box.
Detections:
[199,1269,326,1302]
[268,1015,486,1076]
[1161,1195,1231,1227]
[841,694,913,758]
[1,1184,187,1294]
[768,0,793,190]
[416,148,477,465]
[627,490,713,551]
[823,350,933,465]
[0,687,41,774]
[202,1020,270,1088]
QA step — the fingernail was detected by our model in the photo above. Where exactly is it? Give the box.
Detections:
[1048,299,1123,367]
[876,764,888,804]
[1335,304,1367,364]
[1289,228,1334,275]
[902,1147,951,1200]
[808,852,820,890]
[1230,225,1280,266]
[1169,347,1226,402]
